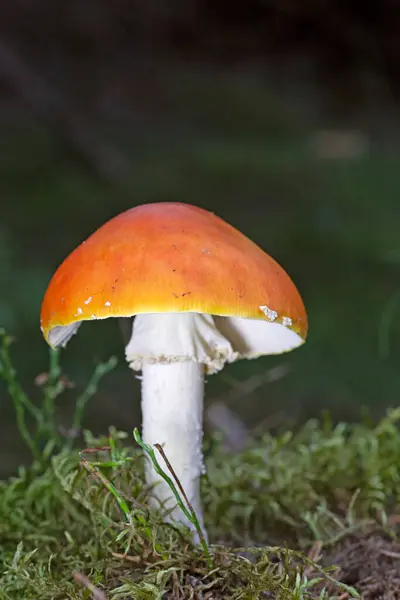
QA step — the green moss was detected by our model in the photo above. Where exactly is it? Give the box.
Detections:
[2,331,400,598]
[0,434,363,599]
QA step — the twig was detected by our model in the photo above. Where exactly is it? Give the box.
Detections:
[153,441,212,562]
[72,571,107,600]
[71,356,118,434]
[111,552,141,563]
[216,364,291,405]
[251,411,287,437]
[206,365,291,451]
[379,548,400,559]
[154,443,196,518]
[206,402,251,452]
[304,541,323,577]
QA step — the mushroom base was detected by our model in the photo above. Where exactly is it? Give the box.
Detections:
[141,360,206,539]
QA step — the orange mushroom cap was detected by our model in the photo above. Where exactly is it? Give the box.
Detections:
[40,202,308,347]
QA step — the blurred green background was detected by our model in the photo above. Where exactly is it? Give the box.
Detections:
[1,1,400,477]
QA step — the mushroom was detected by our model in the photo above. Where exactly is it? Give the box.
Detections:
[40,202,308,540]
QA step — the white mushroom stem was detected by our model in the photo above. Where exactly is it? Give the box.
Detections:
[125,311,237,541]
[141,361,205,536]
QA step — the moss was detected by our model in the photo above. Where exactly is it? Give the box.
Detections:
[0,435,362,600]
[2,331,400,598]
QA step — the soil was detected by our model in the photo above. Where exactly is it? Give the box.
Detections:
[322,526,400,599]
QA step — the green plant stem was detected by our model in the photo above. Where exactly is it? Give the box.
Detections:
[80,456,133,526]
[0,330,41,459]
[42,349,61,423]
[72,357,118,433]
[1,328,117,460]
[133,428,213,568]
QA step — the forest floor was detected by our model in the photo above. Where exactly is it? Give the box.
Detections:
[2,332,400,599]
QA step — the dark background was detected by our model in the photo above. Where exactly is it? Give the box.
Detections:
[1,0,400,477]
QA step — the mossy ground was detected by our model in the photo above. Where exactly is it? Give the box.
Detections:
[2,332,400,599]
